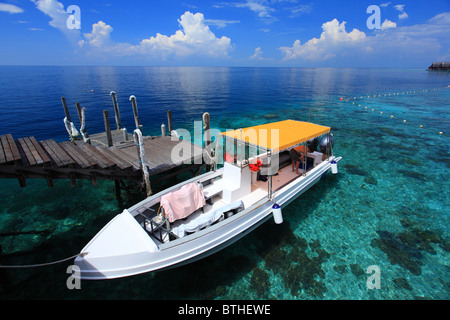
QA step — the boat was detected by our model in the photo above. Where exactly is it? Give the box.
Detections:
[74,119,342,280]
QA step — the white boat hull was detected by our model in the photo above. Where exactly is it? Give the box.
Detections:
[75,158,335,280]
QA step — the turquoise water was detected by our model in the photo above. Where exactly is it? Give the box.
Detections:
[0,67,448,299]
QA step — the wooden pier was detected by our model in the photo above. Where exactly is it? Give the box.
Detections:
[0,133,204,187]
[0,94,210,198]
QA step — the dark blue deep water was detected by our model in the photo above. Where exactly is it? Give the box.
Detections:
[0,66,449,300]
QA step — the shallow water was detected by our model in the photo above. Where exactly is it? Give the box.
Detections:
[0,67,448,299]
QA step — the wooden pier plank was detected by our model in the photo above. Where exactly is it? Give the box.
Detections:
[40,140,64,167]
[110,146,140,170]
[82,143,117,168]
[6,134,21,162]
[18,138,37,166]
[94,146,132,170]
[75,142,112,169]
[0,136,6,164]
[41,139,75,167]
[24,137,44,165]
[59,141,93,168]
[29,137,51,165]
[0,135,14,163]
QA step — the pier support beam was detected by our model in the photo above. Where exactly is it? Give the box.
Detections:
[134,130,152,197]
[110,91,122,130]
[129,95,143,133]
[61,97,71,123]
[103,110,113,147]
[167,110,173,135]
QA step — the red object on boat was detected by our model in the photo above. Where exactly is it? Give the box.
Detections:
[249,160,262,172]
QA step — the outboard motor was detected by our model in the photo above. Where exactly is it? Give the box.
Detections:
[307,137,319,152]
[319,133,334,154]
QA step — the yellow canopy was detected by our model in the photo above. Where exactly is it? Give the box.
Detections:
[220,119,330,153]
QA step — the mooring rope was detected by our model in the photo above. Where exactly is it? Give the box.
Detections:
[0,252,87,269]
[133,129,152,196]
[63,117,80,141]
[339,85,449,137]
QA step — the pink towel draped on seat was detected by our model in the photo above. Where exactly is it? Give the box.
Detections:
[160,183,206,223]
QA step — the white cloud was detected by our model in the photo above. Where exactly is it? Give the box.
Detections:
[204,19,240,28]
[31,0,67,31]
[289,4,313,18]
[238,0,274,18]
[394,4,408,19]
[398,12,408,19]
[31,0,81,44]
[80,21,113,47]
[217,1,276,22]
[80,12,233,60]
[280,19,366,60]
[0,3,24,14]
[250,46,263,59]
[381,19,397,30]
[279,12,450,65]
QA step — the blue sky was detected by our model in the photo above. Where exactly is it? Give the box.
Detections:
[0,0,449,67]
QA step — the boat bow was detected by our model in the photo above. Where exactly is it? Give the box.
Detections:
[74,209,159,279]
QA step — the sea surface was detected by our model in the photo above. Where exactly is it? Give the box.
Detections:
[0,66,448,300]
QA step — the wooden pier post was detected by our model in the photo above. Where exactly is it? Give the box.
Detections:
[103,110,113,147]
[75,103,90,144]
[134,130,152,197]
[110,91,122,130]
[129,95,143,132]
[61,97,71,122]
[167,110,173,135]
[203,112,212,170]
[122,128,129,141]
[203,112,211,155]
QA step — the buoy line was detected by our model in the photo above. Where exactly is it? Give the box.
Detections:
[339,85,449,137]
[0,252,87,269]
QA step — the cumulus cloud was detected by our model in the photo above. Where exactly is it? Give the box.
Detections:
[79,12,233,60]
[250,47,263,59]
[79,21,113,47]
[279,12,450,65]
[136,12,232,58]
[280,19,366,60]
[0,3,24,14]
[381,19,397,30]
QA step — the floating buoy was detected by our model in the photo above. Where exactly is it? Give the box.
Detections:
[272,203,283,224]
[331,159,338,174]
[439,131,444,135]
[340,97,343,101]
[91,89,94,93]
[419,125,423,128]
